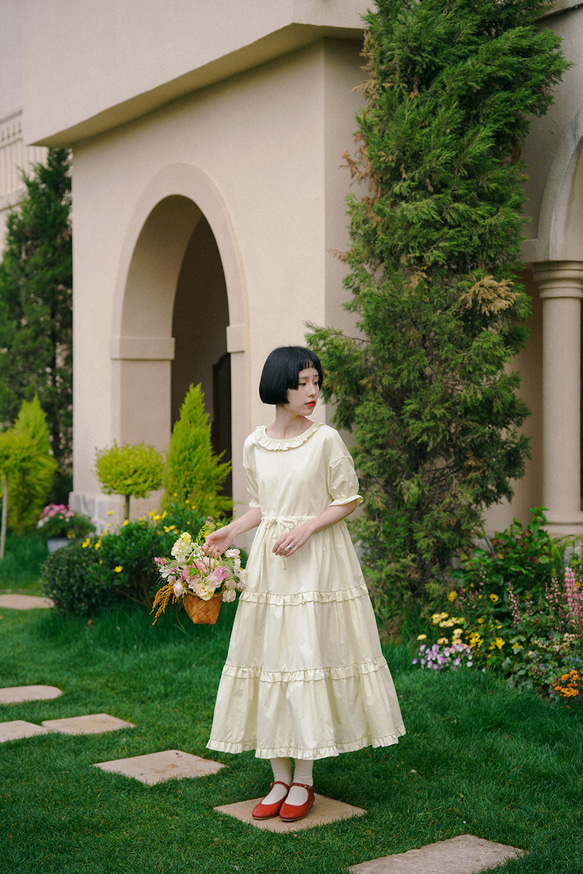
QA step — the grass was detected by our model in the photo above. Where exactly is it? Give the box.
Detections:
[0,531,50,595]
[1,584,583,872]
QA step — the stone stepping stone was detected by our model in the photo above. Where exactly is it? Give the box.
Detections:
[41,713,135,735]
[0,685,62,705]
[94,750,224,785]
[349,834,525,873]
[214,793,366,832]
[0,720,53,743]
[0,594,54,609]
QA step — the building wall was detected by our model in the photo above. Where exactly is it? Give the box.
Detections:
[23,0,366,147]
[67,38,364,523]
[12,0,583,539]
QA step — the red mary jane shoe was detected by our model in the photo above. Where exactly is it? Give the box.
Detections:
[251,781,290,820]
[279,782,315,822]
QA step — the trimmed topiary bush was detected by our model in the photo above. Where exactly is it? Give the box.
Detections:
[95,442,163,520]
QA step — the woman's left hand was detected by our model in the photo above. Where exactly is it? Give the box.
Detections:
[273,523,313,557]
[272,500,358,557]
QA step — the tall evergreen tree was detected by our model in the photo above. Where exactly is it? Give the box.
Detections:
[0,149,72,502]
[308,0,568,632]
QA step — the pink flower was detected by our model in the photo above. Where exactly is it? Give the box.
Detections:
[212,566,230,582]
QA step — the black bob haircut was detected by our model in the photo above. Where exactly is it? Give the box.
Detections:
[259,346,324,405]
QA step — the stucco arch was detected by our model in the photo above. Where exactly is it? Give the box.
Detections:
[109,163,249,506]
[536,109,583,262]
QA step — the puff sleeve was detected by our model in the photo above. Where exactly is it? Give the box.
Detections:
[327,439,363,508]
[242,440,260,509]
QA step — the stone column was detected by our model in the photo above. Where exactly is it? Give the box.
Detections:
[533,261,583,537]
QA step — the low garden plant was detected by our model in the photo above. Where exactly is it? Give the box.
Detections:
[413,508,583,705]
[36,503,96,540]
[41,503,210,616]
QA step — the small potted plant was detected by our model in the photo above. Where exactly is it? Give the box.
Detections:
[37,504,96,552]
[151,519,245,625]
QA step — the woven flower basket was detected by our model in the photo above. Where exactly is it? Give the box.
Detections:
[182,592,222,625]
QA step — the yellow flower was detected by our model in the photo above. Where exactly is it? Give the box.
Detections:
[432,612,449,624]
[494,637,505,649]
[489,594,499,603]
[123,519,129,526]
[417,634,427,641]
[94,540,101,550]
[81,537,91,548]
[107,510,114,516]
[114,566,123,573]
[437,637,449,645]
[453,627,463,639]
[448,591,457,602]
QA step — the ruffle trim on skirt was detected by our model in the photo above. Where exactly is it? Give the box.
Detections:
[207,729,406,760]
[240,584,369,606]
[221,655,389,684]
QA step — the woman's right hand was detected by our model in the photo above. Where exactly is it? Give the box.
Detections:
[205,526,234,558]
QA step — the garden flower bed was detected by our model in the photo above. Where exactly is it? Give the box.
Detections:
[413,508,583,704]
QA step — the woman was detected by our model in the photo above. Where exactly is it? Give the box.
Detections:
[206,346,405,822]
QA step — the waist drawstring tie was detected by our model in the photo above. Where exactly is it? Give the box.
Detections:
[259,515,316,571]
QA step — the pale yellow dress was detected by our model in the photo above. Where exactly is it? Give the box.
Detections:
[207,422,405,760]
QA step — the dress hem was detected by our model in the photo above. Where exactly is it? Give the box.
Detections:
[207,727,406,760]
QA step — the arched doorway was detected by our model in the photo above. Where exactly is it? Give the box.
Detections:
[172,213,232,490]
[110,164,248,520]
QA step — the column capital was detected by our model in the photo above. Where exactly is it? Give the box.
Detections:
[533,260,583,300]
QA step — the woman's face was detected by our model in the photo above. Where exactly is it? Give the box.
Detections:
[285,367,319,416]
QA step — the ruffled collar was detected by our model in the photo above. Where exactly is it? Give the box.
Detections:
[254,422,322,450]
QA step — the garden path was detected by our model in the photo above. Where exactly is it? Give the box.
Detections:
[0,593,54,608]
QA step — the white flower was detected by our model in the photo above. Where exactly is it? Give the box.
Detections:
[171,532,193,561]
[173,580,184,598]
[222,589,236,603]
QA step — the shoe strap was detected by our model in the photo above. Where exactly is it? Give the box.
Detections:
[290,781,313,791]
[270,780,290,790]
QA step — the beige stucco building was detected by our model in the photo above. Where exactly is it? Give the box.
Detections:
[2,0,583,540]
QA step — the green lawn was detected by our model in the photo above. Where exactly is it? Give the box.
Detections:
[0,532,50,595]
[0,592,582,872]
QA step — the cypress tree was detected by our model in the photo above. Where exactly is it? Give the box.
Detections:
[162,384,232,518]
[0,149,72,502]
[308,0,568,632]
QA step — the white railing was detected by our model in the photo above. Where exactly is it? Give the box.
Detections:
[0,110,47,248]
[0,110,47,212]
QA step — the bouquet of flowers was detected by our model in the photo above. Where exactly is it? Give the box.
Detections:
[151,520,245,625]
[37,504,96,540]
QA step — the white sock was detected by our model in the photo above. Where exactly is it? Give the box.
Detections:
[286,758,314,806]
[261,757,292,805]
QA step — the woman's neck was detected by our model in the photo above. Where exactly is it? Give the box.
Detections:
[266,408,313,439]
